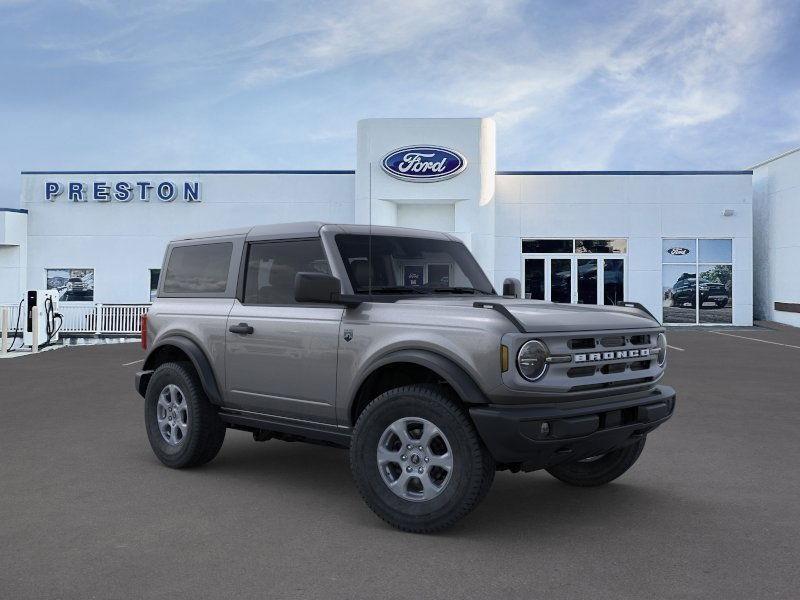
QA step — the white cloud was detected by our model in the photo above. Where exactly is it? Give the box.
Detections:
[239,0,519,87]
[1,0,796,182]
[434,0,789,168]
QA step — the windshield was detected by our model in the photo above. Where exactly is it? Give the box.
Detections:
[335,234,495,295]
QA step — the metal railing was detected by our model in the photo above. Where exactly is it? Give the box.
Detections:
[0,302,150,335]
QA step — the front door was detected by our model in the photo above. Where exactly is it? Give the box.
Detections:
[225,238,343,425]
[523,256,625,305]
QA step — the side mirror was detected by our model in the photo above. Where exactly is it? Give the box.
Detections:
[502,277,521,298]
[295,272,342,304]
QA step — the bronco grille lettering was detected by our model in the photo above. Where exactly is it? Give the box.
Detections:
[574,348,651,363]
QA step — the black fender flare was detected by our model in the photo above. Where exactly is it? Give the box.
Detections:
[139,335,223,404]
[352,349,489,413]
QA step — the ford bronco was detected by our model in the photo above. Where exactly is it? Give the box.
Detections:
[135,222,675,532]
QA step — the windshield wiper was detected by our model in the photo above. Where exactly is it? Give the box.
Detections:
[354,286,427,295]
[431,287,488,295]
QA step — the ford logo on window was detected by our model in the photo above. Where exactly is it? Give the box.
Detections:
[381,145,467,182]
[667,247,691,256]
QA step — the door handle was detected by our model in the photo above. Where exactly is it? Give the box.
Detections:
[229,323,254,335]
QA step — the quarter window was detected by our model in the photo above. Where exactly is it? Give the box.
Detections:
[162,243,232,294]
[149,269,161,301]
[243,239,331,305]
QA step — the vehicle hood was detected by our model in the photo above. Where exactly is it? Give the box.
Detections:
[394,296,660,333]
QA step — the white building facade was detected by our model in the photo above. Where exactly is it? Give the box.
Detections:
[753,147,800,328]
[1,118,754,327]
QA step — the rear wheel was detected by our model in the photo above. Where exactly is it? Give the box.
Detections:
[545,437,646,487]
[350,385,494,533]
[144,362,226,469]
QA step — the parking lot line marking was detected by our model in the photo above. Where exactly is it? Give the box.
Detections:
[710,331,800,350]
[667,345,685,351]
[122,359,145,366]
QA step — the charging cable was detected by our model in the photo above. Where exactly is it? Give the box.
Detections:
[5,297,24,352]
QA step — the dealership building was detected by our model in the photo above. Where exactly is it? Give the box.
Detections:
[4,116,794,331]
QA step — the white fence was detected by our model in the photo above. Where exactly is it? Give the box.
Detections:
[0,303,150,335]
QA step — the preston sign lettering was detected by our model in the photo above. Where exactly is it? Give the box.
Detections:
[381,145,467,182]
[44,181,201,203]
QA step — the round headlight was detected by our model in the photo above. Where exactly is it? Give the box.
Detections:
[656,332,667,366]
[517,340,549,381]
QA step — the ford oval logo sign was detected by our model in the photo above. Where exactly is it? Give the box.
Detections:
[667,247,691,256]
[381,145,467,182]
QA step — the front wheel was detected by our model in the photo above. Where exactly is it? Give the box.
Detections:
[350,385,495,533]
[545,437,646,487]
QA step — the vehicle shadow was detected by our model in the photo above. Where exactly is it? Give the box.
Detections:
[187,432,692,537]
[460,472,683,538]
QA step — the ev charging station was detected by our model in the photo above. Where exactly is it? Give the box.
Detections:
[23,289,62,348]
[0,289,63,353]
[13,290,63,351]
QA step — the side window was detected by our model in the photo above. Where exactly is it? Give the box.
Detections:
[162,242,232,294]
[244,239,331,305]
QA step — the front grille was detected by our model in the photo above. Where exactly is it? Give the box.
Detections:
[556,330,660,389]
[568,337,595,350]
[567,366,596,378]
[506,328,662,396]
[599,336,625,348]
[568,333,652,350]
[569,376,655,392]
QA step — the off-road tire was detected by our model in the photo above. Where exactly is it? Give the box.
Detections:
[350,384,495,533]
[145,361,226,469]
[546,437,646,487]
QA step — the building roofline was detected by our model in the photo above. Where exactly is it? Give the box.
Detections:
[496,170,752,176]
[20,169,356,175]
[21,169,355,175]
[748,146,800,170]
[0,207,27,214]
[21,169,753,177]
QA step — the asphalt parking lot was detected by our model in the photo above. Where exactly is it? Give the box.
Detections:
[2,326,799,599]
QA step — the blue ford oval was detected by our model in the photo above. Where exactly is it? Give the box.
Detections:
[381,145,467,182]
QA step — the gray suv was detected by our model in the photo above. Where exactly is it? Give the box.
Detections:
[135,222,675,532]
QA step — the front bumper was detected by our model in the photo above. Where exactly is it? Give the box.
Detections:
[469,385,676,471]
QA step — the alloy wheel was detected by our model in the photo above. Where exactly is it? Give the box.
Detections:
[377,417,453,502]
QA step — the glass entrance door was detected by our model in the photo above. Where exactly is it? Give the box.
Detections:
[523,256,625,305]
[524,258,545,300]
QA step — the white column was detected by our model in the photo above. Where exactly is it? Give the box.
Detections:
[31,306,38,353]
[1,307,8,352]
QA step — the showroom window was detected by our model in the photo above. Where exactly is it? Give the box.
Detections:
[662,239,732,325]
[521,239,573,253]
[521,238,627,305]
[149,269,161,302]
[46,268,94,302]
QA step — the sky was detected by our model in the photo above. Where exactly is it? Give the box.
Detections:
[1,0,799,208]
